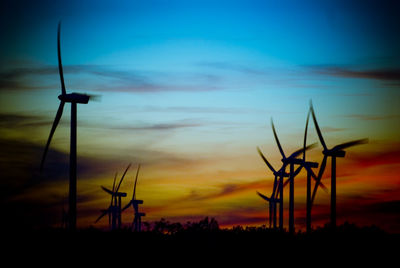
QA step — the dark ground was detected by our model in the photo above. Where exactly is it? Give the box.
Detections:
[2,220,399,265]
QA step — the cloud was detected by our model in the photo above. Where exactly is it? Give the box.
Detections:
[0,63,154,91]
[308,65,400,84]
[186,184,241,202]
[0,113,55,128]
[0,137,115,229]
[324,68,400,81]
[106,122,202,131]
[173,180,268,204]
[0,137,109,197]
[349,145,400,169]
[0,62,223,93]
[345,114,400,121]
[136,105,265,115]
[197,61,267,76]
[321,126,346,133]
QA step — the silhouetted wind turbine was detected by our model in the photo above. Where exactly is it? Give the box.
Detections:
[256,190,277,229]
[122,164,146,232]
[270,118,317,234]
[300,110,327,233]
[97,164,130,230]
[257,148,289,230]
[40,22,93,230]
[310,101,368,228]
[95,172,117,229]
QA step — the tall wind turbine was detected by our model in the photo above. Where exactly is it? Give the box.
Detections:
[300,110,327,233]
[40,22,91,230]
[270,118,317,234]
[122,164,146,232]
[310,101,368,228]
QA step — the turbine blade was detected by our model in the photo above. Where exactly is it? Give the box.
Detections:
[115,163,131,193]
[292,165,303,177]
[289,143,317,159]
[95,210,108,223]
[40,101,65,171]
[332,139,369,151]
[132,164,141,200]
[271,118,286,159]
[274,177,283,199]
[308,167,329,193]
[309,101,327,151]
[109,172,117,207]
[112,173,117,192]
[57,22,66,96]
[257,191,271,202]
[101,186,114,196]
[257,147,276,174]
[319,181,328,193]
[122,201,132,212]
[283,178,290,189]
[311,155,328,205]
[303,110,310,161]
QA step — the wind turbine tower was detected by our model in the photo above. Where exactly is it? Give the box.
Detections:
[40,22,92,230]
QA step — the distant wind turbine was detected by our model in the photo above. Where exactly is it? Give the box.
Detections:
[95,172,117,229]
[96,164,131,230]
[40,22,94,230]
[122,164,146,232]
[256,190,278,229]
[257,148,289,230]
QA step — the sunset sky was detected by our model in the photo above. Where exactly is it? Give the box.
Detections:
[1,0,399,232]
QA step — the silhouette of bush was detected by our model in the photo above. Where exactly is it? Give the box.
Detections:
[3,218,398,259]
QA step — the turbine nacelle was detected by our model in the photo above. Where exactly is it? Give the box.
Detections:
[323,149,346,158]
[257,191,278,203]
[275,170,290,177]
[58,93,90,104]
[132,200,143,205]
[303,161,319,169]
[281,157,304,165]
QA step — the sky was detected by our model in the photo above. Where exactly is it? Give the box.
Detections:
[1,0,399,232]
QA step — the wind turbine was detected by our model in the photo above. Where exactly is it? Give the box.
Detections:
[300,110,328,233]
[95,173,117,229]
[257,148,289,230]
[40,22,92,230]
[309,101,368,228]
[270,118,317,234]
[122,164,146,232]
[96,164,131,230]
[256,189,278,229]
